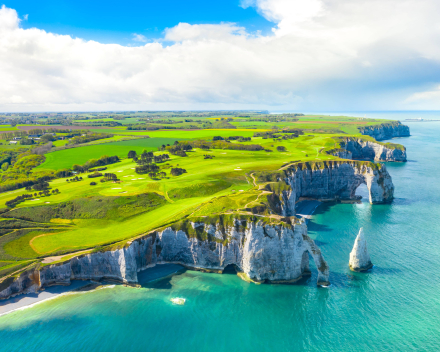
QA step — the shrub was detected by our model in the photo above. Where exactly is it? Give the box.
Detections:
[170,167,187,176]
[90,182,97,186]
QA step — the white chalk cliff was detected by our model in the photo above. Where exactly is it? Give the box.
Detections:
[349,228,373,272]
[0,216,330,300]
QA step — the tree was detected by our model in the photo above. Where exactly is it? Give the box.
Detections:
[128,150,137,159]
[276,146,286,152]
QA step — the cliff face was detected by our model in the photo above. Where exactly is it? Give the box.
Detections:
[0,217,330,300]
[359,121,410,141]
[279,161,394,216]
[343,138,406,162]
[0,268,40,300]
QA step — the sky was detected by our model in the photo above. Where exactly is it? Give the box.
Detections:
[1,0,440,112]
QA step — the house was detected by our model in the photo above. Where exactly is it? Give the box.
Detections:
[9,141,18,144]
[28,134,41,139]
[13,137,21,140]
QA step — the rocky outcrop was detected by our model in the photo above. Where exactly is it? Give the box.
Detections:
[359,121,410,141]
[278,161,394,216]
[349,228,373,271]
[347,139,406,162]
[0,267,40,300]
[0,216,330,299]
[330,138,407,162]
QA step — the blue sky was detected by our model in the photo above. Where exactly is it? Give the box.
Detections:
[3,0,273,44]
[1,1,440,112]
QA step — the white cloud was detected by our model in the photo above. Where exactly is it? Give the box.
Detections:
[1,1,440,112]
[132,33,148,42]
[164,23,247,42]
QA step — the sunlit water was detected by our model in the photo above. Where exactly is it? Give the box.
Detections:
[1,112,440,351]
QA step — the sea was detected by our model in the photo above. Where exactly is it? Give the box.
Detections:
[0,111,439,351]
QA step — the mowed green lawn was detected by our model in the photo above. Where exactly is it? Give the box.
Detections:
[36,137,184,170]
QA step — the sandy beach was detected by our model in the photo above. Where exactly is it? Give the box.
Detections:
[0,280,92,316]
[0,264,186,316]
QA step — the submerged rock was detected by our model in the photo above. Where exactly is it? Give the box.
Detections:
[349,228,373,272]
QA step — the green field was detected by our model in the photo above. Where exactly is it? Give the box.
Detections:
[37,137,185,170]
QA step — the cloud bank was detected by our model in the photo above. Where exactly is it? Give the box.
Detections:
[1,1,440,111]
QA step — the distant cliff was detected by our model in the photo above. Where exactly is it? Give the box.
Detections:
[358,121,410,141]
[0,216,330,300]
[326,137,407,162]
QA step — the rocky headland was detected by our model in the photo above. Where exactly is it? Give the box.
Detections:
[327,137,407,162]
[358,121,410,141]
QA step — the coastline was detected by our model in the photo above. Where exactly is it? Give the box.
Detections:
[0,264,185,316]
[295,200,322,222]
[0,280,92,317]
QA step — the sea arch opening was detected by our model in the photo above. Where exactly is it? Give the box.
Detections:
[355,183,369,202]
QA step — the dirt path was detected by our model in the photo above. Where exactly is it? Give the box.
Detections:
[41,249,92,264]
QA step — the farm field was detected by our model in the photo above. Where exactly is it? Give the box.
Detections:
[92,128,266,138]
[36,137,185,170]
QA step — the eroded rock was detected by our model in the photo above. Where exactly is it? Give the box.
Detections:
[349,228,373,272]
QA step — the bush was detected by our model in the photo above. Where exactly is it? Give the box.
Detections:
[170,167,187,176]
[90,182,97,186]
[88,172,103,178]
[276,146,287,152]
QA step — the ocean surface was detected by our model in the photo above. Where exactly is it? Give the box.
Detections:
[1,111,440,351]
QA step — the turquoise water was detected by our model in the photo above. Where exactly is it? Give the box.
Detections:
[1,112,440,351]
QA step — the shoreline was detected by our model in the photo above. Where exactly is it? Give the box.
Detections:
[0,203,323,317]
[0,264,185,316]
[295,200,322,222]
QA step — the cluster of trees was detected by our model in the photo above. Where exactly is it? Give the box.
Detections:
[68,133,113,145]
[0,150,49,193]
[161,142,192,156]
[282,128,304,135]
[135,164,159,174]
[213,136,251,142]
[170,167,187,176]
[154,154,170,163]
[72,155,120,173]
[32,142,53,155]
[6,188,60,208]
[102,173,118,182]
[6,194,34,208]
[128,150,170,178]
[88,172,103,178]
[253,132,280,138]
[66,176,83,182]
[176,140,264,151]
[55,169,74,178]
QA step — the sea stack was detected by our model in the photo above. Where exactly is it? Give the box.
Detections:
[349,228,373,272]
